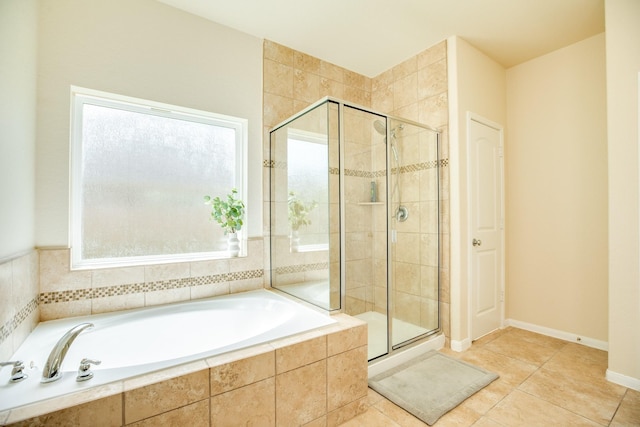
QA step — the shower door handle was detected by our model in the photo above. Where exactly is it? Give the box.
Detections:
[472,238,482,247]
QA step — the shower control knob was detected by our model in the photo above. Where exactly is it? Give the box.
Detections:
[472,238,482,247]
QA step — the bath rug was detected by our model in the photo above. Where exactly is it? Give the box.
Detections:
[368,350,498,425]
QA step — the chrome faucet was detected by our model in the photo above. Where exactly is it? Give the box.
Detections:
[41,323,94,383]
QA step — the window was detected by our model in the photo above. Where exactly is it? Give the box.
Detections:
[70,87,247,269]
[287,130,329,250]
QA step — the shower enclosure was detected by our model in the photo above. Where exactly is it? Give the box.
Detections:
[269,97,440,361]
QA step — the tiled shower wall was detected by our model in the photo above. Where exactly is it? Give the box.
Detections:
[262,40,450,339]
[370,41,450,339]
[0,251,39,361]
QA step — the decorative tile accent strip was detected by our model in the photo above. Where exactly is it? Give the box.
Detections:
[275,262,330,275]
[38,269,265,305]
[0,297,39,346]
[267,158,448,176]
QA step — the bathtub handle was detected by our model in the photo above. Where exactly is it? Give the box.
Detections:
[0,360,28,383]
[76,358,101,382]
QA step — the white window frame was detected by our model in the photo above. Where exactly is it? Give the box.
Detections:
[69,86,248,269]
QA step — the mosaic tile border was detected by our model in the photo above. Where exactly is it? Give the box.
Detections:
[0,297,39,346]
[274,262,329,275]
[266,158,449,177]
[38,269,264,305]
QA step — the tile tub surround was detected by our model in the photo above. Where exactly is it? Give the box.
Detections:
[37,242,265,321]
[1,314,368,426]
[0,250,39,361]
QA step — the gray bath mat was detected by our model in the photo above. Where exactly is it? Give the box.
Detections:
[369,350,498,425]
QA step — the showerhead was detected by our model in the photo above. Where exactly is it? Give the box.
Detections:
[373,120,386,135]
[373,120,404,138]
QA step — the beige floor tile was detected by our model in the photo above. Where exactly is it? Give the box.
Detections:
[505,328,566,350]
[485,389,601,426]
[470,328,509,348]
[456,378,513,415]
[432,403,482,426]
[609,388,640,427]
[483,332,560,366]
[519,367,627,425]
[374,398,428,426]
[459,347,537,387]
[542,342,608,382]
[339,407,401,427]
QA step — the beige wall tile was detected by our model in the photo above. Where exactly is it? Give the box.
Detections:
[275,335,326,373]
[92,266,144,288]
[393,73,417,109]
[144,262,190,283]
[211,377,275,426]
[91,293,145,314]
[417,40,447,69]
[294,69,321,103]
[264,92,295,128]
[326,397,368,427]
[229,277,263,293]
[12,251,39,308]
[294,51,321,74]
[0,261,13,326]
[143,287,190,307]
[264,58,294,97]
[39,249,91,293]
[320,61,344,83]
[190,258,229,278]
[40,300,91,321]
[327,346,368,411]
[8,394,122,427]
[128,399,209,427]
[418,58,447,100]
[124,369,209,424]
[210,348,275,395]
[190,281,229,299]
[264,40,293,66]
[276,360,327,426]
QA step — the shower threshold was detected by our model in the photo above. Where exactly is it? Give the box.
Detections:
[355,311,445,377]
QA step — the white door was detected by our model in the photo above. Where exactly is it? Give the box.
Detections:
[469,116,504,340]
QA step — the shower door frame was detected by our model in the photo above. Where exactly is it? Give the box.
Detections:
[269,96,443,361]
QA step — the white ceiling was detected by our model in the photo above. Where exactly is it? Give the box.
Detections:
[157,0,604,77]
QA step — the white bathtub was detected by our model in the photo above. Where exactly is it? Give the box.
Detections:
[0,289,336,413]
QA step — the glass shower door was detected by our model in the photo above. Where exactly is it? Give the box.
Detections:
[388,118,440,349]
[342,106,389,360]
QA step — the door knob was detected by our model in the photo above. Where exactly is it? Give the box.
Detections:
[472,238,482,247]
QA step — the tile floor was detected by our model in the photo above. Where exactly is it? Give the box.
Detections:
[340,327,640,426]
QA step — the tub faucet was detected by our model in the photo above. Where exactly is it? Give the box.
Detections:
[42,323,94,383]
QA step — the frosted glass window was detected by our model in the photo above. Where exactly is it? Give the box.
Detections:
[287,132,329,248]
[70,88,247,269]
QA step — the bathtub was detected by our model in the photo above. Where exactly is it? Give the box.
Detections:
[0,289,337,414]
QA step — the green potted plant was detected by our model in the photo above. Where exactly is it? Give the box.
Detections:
[204,188,245,256]
[288,191,317,252]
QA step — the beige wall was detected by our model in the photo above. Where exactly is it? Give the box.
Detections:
[505,33,608,343]
[448,36,507,346]
[605,0,640,387]
[36,0,263,246]
[0,0,38,258]
[32,0,266,321]
[0,0,40,362]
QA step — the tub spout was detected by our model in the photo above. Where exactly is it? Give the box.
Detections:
[41,323,94,383]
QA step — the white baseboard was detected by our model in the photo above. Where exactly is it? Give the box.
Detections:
[606,369,640,391]
[504,319,608,351]
[450,337,471,352]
